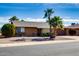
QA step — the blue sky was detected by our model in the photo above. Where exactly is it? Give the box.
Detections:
[0,3,79,27]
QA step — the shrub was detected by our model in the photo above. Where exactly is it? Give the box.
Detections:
[41,32,54,37]
[1,24,15,37]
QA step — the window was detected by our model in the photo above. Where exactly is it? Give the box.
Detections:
[16,27,25,33]
[21,27,25,32]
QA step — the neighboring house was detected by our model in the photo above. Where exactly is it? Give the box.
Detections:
[13,21,79,36]
[57,24,79,36]
[64,24,79,36]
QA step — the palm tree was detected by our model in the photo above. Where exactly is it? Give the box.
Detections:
[50,16,63,36]
[9,16,19,24]
[43,8,54,39]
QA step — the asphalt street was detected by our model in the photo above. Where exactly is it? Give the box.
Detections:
[0,42,79,56]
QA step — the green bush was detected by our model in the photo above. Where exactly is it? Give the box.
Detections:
[1,24,15,37]
[41,33,54,37]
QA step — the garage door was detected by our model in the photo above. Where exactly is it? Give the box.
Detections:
[25,27,38,36]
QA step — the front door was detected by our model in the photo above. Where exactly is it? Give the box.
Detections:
[69,29,76,35]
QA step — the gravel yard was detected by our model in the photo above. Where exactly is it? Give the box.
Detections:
[0,36,78,44]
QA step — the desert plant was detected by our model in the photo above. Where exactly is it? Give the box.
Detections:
[1,24,15,37]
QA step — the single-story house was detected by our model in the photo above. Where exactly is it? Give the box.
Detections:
[13,21,79,36]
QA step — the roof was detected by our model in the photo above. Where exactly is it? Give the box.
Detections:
[65,24,79,29]
[13,21,79,29]
[13,21,50,28]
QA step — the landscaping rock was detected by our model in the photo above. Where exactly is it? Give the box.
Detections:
[32,38,54,41]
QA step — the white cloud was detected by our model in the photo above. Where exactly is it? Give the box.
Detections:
[0,17,9,28]
[0,16,79,27]
[63,19,79,22]
[64,24,71,26]
[0,17,47,28]
[0,17,9,23]
[23,18,46,22]
[25,18,79,26]
[0,0,78,3]
[24,18,74,26]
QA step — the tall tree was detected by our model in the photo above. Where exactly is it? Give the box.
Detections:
[43,8,54,39]
[9,16,19,24]
[71,23,75,25]
[50,16,63,36]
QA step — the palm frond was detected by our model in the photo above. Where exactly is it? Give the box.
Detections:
[43,12,47,18]
[50,16,63,29]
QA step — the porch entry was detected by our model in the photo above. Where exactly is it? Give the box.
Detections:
[68,29,76,35]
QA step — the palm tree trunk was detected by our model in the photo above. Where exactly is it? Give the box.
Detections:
[10,20,13,24]
[48,17,52,39]
[11,21,13,24]
[49,24,52,39]
[54,27,57,36]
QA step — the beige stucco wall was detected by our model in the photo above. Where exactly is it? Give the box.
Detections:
[42,28,53,33]
[41,28,49,33]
